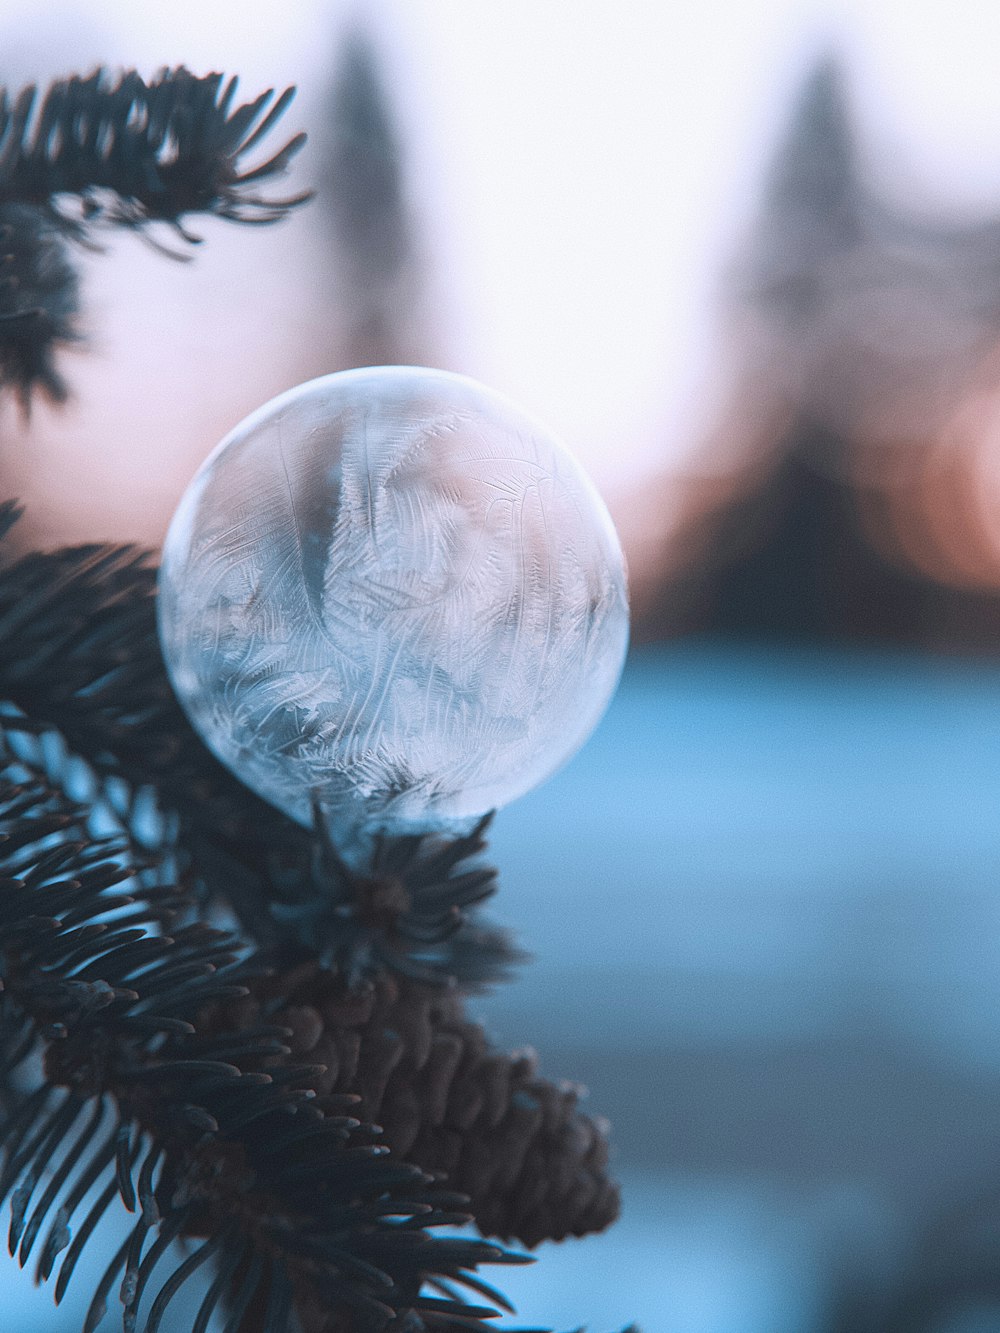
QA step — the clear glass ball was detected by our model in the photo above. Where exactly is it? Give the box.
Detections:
[158,367,629,836]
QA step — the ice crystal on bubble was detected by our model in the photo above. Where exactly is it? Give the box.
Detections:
[158,366,629,840]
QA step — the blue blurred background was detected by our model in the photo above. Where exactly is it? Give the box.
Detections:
[6,2,1000,1329]
[481,644,1000,1330]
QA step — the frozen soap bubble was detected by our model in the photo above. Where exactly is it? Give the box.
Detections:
[158,366,629,839]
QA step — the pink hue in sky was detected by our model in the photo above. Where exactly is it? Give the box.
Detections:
[5,0,1000,548]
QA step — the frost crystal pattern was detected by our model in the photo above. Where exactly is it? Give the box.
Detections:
[158,367,629,834]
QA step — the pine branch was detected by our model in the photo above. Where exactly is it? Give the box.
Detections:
[0,730,530,1331]
[0,205,78,407]
[270,810,527,989]
[0,506,523,989]
[0,67,308,406]
[0,510,624,1315]
[0,67,310,238]
[0,507,307,934]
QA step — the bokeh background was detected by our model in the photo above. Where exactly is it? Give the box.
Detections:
[7,1,1000,1329]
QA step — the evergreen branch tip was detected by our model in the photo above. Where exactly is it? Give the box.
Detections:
[0,66,311,236]
[0,66,311,406]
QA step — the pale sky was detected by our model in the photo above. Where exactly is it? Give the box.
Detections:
[4,0,1000,542]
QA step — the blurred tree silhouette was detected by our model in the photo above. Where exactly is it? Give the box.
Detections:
[320,24,430,371]
[638,58,1000,653]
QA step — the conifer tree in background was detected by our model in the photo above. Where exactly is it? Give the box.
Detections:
[0,66,631,1332]
[322,26,427,370]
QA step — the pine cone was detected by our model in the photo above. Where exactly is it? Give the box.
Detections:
[216,963,620,1250]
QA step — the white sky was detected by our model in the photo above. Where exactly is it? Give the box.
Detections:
[5,0,1000,538]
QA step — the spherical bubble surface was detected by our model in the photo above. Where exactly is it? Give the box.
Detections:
[158,367,629,835]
